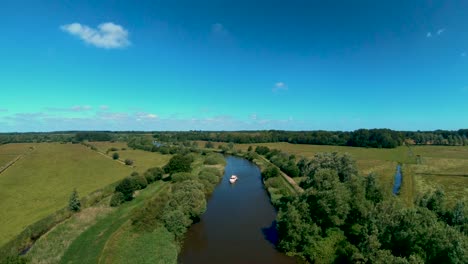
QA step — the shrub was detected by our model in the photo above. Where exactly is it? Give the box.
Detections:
[108,147,119,152]
[205,141,214,148]
[203,153,225,165]
[199,167,223,177]
[68,189,81,212]
[112,152,120,160]
[263,166,280,180]
[133,175,148,189]
[198,171,218,185]
[163,154,193,174]
[171,172,194,183]
[124,159,134,165]
[110,192,125,207]
[115,177,137,201]
[144,167,164,183]
[255,146,270,155]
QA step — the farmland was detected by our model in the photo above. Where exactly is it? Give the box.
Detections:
[0,142,171,247]
[227,142,467,205]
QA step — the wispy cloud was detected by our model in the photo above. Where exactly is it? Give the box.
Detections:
[426,28,445,38]
[273,82,288,92]
[99,105,109,110]
[71,105,92,111]
[45,105,93,112]
[0,108,8,112]
[211,23,228,35]
[61,22,130,49]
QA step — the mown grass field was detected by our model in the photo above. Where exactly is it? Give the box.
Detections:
[90,141,172,173]
[59,182,176,264]
[0,142,170,247]
[0,143,34,167]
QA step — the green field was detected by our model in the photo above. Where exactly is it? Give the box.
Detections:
[89,141,172,173]
[0,142,170,247]
[229,142,468,206]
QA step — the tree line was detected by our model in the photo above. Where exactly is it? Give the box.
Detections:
[153,129,468,148]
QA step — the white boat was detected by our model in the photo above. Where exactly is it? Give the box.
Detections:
[229,175,238,184]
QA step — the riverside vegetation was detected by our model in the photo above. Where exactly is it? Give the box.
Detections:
[1,131,467,263]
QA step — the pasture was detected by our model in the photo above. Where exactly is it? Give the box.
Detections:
[229,142,467,205]
[0,142,170,247]
[89,141,172,173]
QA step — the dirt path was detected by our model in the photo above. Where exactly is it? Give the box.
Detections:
[0,155,23,175]
[258,155,304,193]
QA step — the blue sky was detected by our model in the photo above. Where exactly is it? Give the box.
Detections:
[1,0,468,132]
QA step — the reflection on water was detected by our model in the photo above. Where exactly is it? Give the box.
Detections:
[179,156,295,264]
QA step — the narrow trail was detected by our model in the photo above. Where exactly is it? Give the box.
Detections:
[0,146,35,175]
[258,155,304,193]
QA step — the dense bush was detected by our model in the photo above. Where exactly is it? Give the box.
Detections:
[132,175,148,190]
[75,132,112,142]
[115,177,137,201]
[112,152,119,160]
[163,154,193,174]
[203,153,225,165]
[124,159,134,165]
[255,146,270,155]
[204,141,214,148]
[109,192,125,207]
[171,172,194,183]
[262,166,280,180]
[144,167,164,183]
[276,153,468,263]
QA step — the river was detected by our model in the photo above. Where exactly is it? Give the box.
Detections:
[179,156,295,264]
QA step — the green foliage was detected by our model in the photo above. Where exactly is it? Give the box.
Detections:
[162,208,192,240]
[163,154,193,174]
[170,180,207,219]
[0,255,28,264]
[203,153,225,165]
[204,141,214,148]
[143,167,164,183]
[171,172,194,183]
[109,192,125,207]
[262,166,280,180]
[302,152,358,187]
[68,189,81,212]
[131,193,169,231]
[255,146,270,155]
[132,175,148,190]
[124,159,134,165]
[115,177,137,201]
[112,152,119,160]
[276,152,468,263]
[365,173,385,204]
[75,132,112,142]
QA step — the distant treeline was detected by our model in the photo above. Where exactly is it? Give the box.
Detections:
[1,129,468,148]
[154,129,468,148]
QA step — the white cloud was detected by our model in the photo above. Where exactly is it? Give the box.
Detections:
[71,105,92,111]
[426,32,432,38]
[273,82,288,92]
[99,105,109,110]
[437,28,445,35]
[61,22,130,49]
